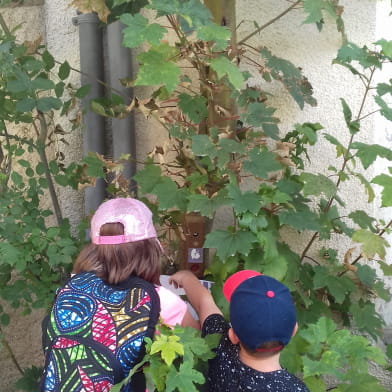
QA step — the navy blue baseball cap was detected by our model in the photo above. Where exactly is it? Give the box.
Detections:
[223,270,297,350]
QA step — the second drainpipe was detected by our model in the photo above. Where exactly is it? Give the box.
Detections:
[106,21,136,190]
[72,13,106,216]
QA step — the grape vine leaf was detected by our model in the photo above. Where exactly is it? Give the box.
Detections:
[136,44,180,93]
[372,170,392,207]
[187,194,228,217]
[300,172,336,198]
[165,361,205,392]
[121,13,166,48]
[241,101,280,139]
[227,184,261,214]
[149,334,184,366]
[352,229,389,259]
[204,229,257,259]
[210,56,245,90]
[243,149,282,179]
[197,23,230,51]
[351,142,392,170]
[179,94,208,123]
[260,47,317,109]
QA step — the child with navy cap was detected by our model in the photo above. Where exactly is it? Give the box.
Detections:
[169,269,309,392]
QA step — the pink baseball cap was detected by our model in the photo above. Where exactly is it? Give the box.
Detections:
[90,198,158,245]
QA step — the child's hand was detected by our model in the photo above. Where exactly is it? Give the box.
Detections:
[169,270,198,289]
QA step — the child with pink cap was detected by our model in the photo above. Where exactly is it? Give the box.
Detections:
[169,269,309,392]
[74,197,198,328]
[41,198,198,392]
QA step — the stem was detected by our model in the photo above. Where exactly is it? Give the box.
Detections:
[36,112,63,225]
[0,121,12,191]
[0,327,24,375]
[238,0,302,45]
[300,67,376,262]
[0,12,11,35]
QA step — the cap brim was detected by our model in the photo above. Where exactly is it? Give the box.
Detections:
[223,270,262,302]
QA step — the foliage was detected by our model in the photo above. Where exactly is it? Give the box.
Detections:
[0,0,392,391]
[67,0,392,390]
[0,15,102,390]
[111,323,220,392]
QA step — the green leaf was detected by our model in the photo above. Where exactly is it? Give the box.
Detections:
[133,163,162,194]
[313,266,356,304]
[375,38,392,57]
[150,334,184,366]
[379,261,392,276]
[36,97,62,112]
[204,229,257,259]
[348,210,376,232]
[376,81,392,97]
[121,13,166,48]
[302,0,336,24]
[340,98,360,134]
[335,374,386,392]
[300,172,336,198]
[16,98,35,112]
[75,84,91,98]
[241,102,279,139]
[191,135,216,157]
[150,0,212,28]
[136,44,180,93]
[178,94,208,123]
[165,361,205,392]
[278,207,320,232]
[335,42,381,69]
[324,133,346,157]
[227,184,261,214]
[260,47,316,109]
[197,23,230,51]
[300,316,336,346]
[187,194,227,217]
[243,148,282,179]
[349,303,384,339]
[42,50,55,70]
[14,365,43,391]
[58,60,71,80]
[375,95,392,121]
[84,154,105,177]
[352,172,375,203]
[218,138,246,154]
[7,73,31,93]
[153,177,188,210]
[352,229,389,259]
[351,142,392,170]
[210,56,245,90]
[32,77,55,91]
[54,81,65,98]
[356,264,377,287]
[371,169,392,207]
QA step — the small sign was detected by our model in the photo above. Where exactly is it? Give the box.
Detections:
[188,248,203,263]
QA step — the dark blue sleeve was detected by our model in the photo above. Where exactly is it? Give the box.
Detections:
[201,313,229,337]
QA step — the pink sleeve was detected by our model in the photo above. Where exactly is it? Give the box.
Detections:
[156,286,188,326]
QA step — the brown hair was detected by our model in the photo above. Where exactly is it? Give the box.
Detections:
[73,222,162,285]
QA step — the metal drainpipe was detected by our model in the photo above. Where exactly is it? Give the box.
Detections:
[106,21,136,189]
[72,13,106,215]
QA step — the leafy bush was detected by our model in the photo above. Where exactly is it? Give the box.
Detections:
[1,0,392,391]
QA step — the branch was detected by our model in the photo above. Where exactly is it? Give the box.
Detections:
[300,67,376,262]
[0,12,11,36]
[36,112,63,225]
[238,0,302,46]
[0,327,24,375]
